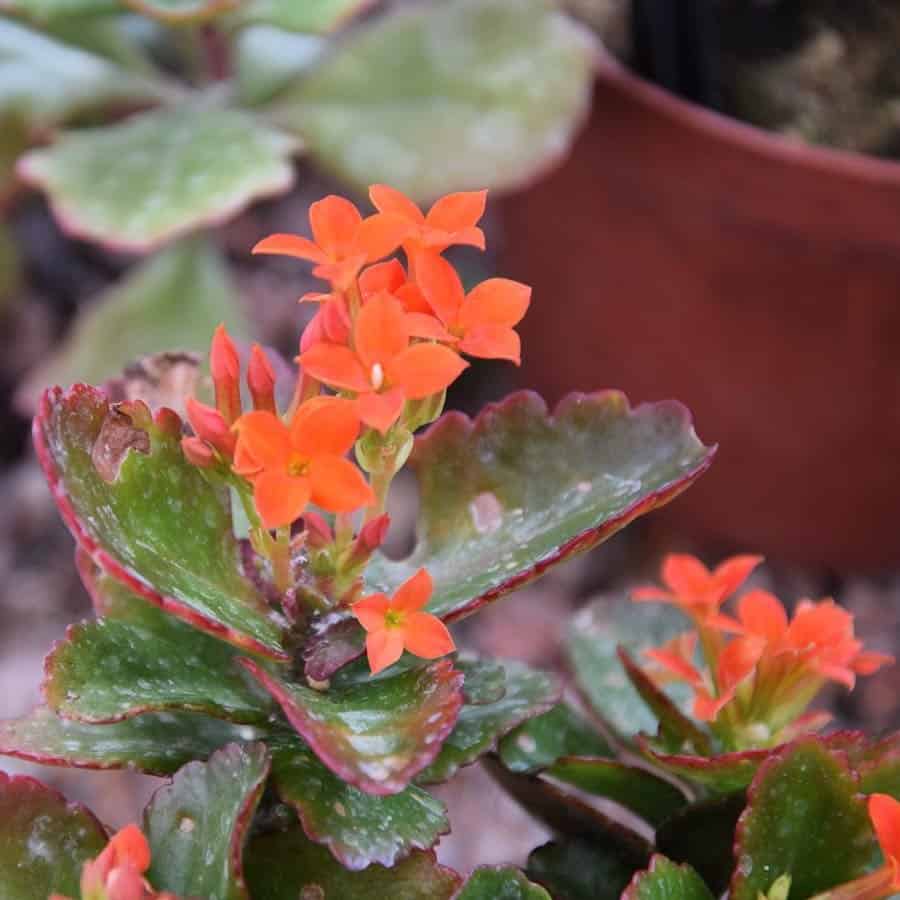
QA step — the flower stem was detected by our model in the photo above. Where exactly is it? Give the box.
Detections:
[270,526,292,594]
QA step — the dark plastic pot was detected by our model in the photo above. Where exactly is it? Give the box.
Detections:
[500,52,900,570]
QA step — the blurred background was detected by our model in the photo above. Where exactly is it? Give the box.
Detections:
[1,0,899,873]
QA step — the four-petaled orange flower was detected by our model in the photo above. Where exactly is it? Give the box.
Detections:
[870,794,900,891]
[252,195,409,292]
[299,292,468,433]
[233,397,374,529]
[414,251,531,364]
[352,568,455,675]
[368,184,487,261]
[633,553,763,628]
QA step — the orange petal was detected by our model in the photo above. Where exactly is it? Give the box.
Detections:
[403,612,455,660]
[309,195,362,258]
[396,282,434,314]
[252,233,327,264]
[299,290,335,304]
[387,343,468,399]
[414,250,464,326]
[717,638,762,693]
[366,628,405,675]
[661,554,712,602]
[458,325,521,364]
[107,824,151,872]
[631,587,677,604]
[355,212,412,262]
[406,312,455,342]
[359,258,407,298]
[313,256,366,291]
[253,471,311,528]
[392,568,433,614]
[458,278,531,330]
[737,589,788,643]
[870,794,900,866]
[298,343,371,393]
[356,387,405,434]
[853,650,894,675]
[712,554,764,597]
[290,396,360,458]
[299,310,327,353]
[354,292,409,370]
[426,190,487,233]
[352,594,391,632]
[232,411,291,470]
[308,455,375,513]
[644,646,702,686]
[369,184,424,224]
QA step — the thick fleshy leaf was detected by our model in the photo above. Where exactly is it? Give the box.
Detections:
[622,856,715,900]
[1,0,119,21]
[640,742,769,794]
[499,703,613,774]
[229,0,370,33]
[20,240,251,410]
[486,758,653,866]
[269,744,449,870]
[548,757,688,827]
[244,827,461,899]
[859,734,900,797]
[273,0,596,200]
[144,743,270,900]
[44,569,275,724]
[417,657,560,784]
[731,739,873,900]
[125,0,234,23]
[654,793,746,896]
[526,839,636,900]
[567,593,694,741]
[241,658,462,794]
[34,382,288,659]
[20,104,297,251]
[0,706,262,775]
[235,26,325,106]
[0,18,162,130]
[0,771,108,898]
[455,866,551,900]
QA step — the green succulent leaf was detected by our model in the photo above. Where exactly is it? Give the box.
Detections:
[641,742,769,794]
[124,0,235,23]
[0,18,162,130]
[0,771,108,898]
[241,658,462,794]
[548,757,688,827]
[0,706,263,775]
[273,0,597,200]
[731,739,874,900]
[0,0,119,21]
[229,0,370,33]
[622,856,715,900]
[235,26,325,106]
[19,239,250,409]
[244,827,461,899]
[567,593,693,741]
[144,742,270,900]
[654,793,746,896]
[44,569,275,724]
[499,703,612,775]
[417,657,560,784]
[34,381,288,660]
[859,734,900,797]
[269,744,449,870]
[456,866,551,900]
[526,839,636,900]
[20,104,297,251]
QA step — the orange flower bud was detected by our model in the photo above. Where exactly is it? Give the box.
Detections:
[348,513,391,568]
[303,510,334,549]
[181,435,216,468]
[248,344,277,414]
[210,324,242,424]
[186,397,236,458]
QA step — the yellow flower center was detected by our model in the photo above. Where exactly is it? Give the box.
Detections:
[287,453,310,477]
[384,608,405,629]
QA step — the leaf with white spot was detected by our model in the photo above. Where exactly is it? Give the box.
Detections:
[19,103,298,251]
[273,0,598,199]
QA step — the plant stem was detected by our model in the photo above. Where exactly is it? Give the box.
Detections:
[270,526,292,594]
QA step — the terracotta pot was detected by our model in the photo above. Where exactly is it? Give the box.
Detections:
[500,53,900,570]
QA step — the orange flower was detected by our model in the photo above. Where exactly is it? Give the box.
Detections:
[870,794,900,890]
[632,553,763,628]
[233,397,373,529]
[414,251,531,364]
[368,184,487,260]
[298,292,468,433]
[352,568,455,674]
[75,824,152,900]
[252,195,409,292]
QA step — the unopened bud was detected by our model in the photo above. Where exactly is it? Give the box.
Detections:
[248,344,277,413]
[321,296,351,344]
[186,397,235,458]
[181,435,216,468]
[210,324,242,423]
[303,511,334,549]
[348,514,391,568]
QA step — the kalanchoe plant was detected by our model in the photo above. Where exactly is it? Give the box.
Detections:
[488,553,900,900]
[0,184,717,898]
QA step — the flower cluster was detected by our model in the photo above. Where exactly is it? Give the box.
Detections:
[635,554,893,749]
[180,186,529,674]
